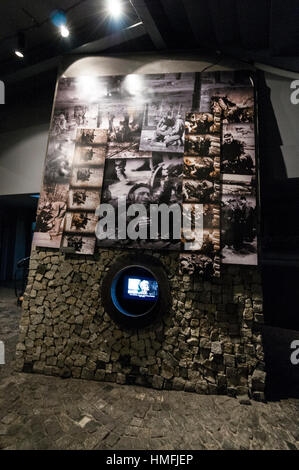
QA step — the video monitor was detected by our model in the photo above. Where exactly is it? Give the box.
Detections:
[123,276,159,301]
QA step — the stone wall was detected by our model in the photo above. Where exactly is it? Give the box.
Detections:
[16,248,266,400]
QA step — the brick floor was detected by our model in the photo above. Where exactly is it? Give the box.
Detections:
[0,287,298,450]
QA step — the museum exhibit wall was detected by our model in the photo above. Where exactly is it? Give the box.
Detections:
[0,61,298,196]
[16,53,265,399]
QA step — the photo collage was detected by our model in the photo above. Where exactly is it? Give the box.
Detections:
[199,71,257,265]
[61,128,108,255]
[33,70,257,270]
[96,72,195,250]
[33,76,102,253]
[180,112,221,277]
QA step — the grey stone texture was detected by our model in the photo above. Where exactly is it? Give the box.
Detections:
[16,248,266,400]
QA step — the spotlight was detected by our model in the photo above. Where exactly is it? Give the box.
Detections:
[15,50,24,58]
[50,10,70,38]
[107,0,123,19]
[14,32,25,58]
[60,25,70,38]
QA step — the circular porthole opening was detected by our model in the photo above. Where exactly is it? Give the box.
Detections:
[101,254,171,328]
[111,266,159,318]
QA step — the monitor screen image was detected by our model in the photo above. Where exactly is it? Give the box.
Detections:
[123,276,159,301]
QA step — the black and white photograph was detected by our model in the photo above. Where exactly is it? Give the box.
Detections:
[200,87,254,123]
[222,123,255,174]
[179,247,218,277]
[182,203,220,235]
[33,183,68,248]
[64,211,98,233]
[107,141,151,159]
[73,145,106,166]
[50,104,99,139]
[184,134,220,156]
[61,234,96,255]
[221,174,256,194]
[185,112,220,135]
[98,102,144,144]
[68,189,101,210]
[183,178,220,204]
[144,72,195,95]
[201,70,253,87]
[43,138,75,184]
[55,76,109,103]
[139,74,195,154]
[140,105,186,153]
[184,156,220,181]
[70,166,105,188]
[221,177,257,265]
[203,204,220,229]
[102,154,183,206]
[76,128,108,145]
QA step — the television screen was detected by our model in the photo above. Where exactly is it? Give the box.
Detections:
[123,276,159,301]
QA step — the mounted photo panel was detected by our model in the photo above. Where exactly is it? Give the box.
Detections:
[33,67,257,273]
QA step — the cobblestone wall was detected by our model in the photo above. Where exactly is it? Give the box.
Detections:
[16,248,265,400]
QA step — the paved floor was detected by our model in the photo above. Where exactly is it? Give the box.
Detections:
[0,287,298,450]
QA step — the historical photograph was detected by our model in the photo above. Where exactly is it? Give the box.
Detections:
[140,106,186,153]
[70,166,105,188]
[43,139,74,184]
[139,74,195,154]
[200,87,254,123]
[50,104,99,139]
[98,102,144,144]
[221,178,257,265]
[184,134,220,156]
[201,70,253,87]
[64,211,98,233]
[76,128,108,145]
[144,72,195,95]
[184,156,220,181]
[185,112,220,135]
[179,240,219,276]
[221,174,256,193]
[102,154,183,206]
[183,178,220,204]
[61,234,96,255]
[68,189,101,210]
[73,145,106,166]
[33,183,68,248]
[107,141,151,159]
[222,123,255,174]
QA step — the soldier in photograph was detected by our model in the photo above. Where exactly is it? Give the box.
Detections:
[222,133,254,174]
[73,190,87,206]
[77,168,91,182]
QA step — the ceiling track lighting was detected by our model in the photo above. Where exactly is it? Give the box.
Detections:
[50,10,70,38]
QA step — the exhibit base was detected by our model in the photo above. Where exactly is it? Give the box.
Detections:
[16,247,265,400]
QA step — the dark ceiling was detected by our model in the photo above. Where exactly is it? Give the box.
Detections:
[0,0,299,83]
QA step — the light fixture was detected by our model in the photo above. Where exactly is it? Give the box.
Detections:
[14,32,25,58]
[60,25,70,38]
[15,50,24,58]
[107,0,123,19]
[50,10,70,38]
